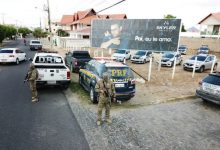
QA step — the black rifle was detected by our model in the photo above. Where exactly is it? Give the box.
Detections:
[103,81,111,107]
[24,72,29,83]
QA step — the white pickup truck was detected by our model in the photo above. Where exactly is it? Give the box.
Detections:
[30,40,43,51]
[32,52,71,89]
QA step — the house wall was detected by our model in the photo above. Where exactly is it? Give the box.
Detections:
[200,16,220,25]
[180,37,220,52]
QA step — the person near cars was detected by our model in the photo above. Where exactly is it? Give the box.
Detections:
[95,72,116,126]
[24,38,26,46]
[26,63,39,102]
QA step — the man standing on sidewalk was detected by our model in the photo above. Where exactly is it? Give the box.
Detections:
[26,63,39,102]
[95,72,116,126]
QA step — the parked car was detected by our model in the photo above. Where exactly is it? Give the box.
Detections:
[183,54,218,73]
[29,40,42,51]
[131,50,153,63]
[79,59,135,103]
[178,45,188,55]
[65,50,92,72]
[197,45,209,54]
[160,52,182,67]
[0,48,26,64]
[196,71,220,104]
[111,49,131,62]
[31,51,70,89]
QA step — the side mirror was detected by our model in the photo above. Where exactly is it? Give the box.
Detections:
[29,58,33,61]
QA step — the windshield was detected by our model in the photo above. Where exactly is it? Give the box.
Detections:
[72,52,90,58]
[163,53,174,58]
[31,41,41,44]
[115,49,126,54]
[103,67,134,82]
[199,47,208,51]
[35,56,63,64]
[179,47,186,49]
[0,50,13,53]
[135,51,146,55]
[203,75,220,86]
[190,56,206,61]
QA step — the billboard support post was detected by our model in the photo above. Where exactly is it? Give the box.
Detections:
[172,57,177,79]
[148,57,153,82]
[192,56,197,78]
[158,52,162,71]
[210,56,216,73]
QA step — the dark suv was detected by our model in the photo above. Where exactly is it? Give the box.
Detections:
[79,59,136,103]
[65,50,91,72]
[196,72,220,104]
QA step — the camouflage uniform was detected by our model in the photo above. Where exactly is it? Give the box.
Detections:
[95,73,115,125]
[27,63,39,102]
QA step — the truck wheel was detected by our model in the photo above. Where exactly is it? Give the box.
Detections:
[90,87,97,103]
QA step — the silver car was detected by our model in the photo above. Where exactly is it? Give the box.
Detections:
[196,72,220,104]
[183,54,218,73]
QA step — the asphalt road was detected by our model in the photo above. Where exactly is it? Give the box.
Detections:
[0,39,90,150]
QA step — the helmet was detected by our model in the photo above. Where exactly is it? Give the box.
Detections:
[29,63,35,70]
[102,72,109,82]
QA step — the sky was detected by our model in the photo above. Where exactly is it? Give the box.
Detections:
[0,0,220,29]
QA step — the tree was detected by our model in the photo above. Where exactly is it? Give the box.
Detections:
[164,14,176,19]
[0,25,6,43]
[164,14,186,32]
[33,28,48,38]
[57,29,69,37]
[18,27,32,37]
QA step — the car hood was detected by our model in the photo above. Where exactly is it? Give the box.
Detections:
[112,53,126,57]
[185,59,203,64]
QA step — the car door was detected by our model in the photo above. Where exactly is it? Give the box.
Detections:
[15,50,21,60]
[205,56,212,69]
[19,50,26,60]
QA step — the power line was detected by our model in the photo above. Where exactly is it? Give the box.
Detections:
[96,0,126,14]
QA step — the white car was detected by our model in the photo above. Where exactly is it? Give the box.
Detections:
[0,48,27,64]
[183,54,218,73]
[112,49,131,62]
[32,51,71,88]
[131,50,153,63]
[160,52,182,67]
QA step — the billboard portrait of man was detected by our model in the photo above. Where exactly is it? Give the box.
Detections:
[100,23,122,49]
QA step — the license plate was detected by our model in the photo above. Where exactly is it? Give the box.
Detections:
[47,81,56,84]
[115,84,124,88]
[1,59,7,62]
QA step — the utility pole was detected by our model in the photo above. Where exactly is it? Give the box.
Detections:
[46,0,52,33]
[1,13,5,24]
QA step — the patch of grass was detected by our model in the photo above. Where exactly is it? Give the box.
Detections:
[69,73,90,104]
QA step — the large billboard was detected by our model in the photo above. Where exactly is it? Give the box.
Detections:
[91,19,181,51]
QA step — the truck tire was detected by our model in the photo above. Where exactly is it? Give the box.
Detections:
[90,87,97,103]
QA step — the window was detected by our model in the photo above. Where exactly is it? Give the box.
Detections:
[203,75,220,86]
[0,50,13,53]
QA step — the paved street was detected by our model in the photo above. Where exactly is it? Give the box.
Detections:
[0,39,89,150]
[66,89,220,150]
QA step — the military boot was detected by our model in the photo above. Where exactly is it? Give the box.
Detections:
[105,119,112,125]
[96,121,101,126]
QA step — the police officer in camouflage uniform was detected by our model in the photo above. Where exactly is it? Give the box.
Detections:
[95,72,116,126]
[27,63,39,102]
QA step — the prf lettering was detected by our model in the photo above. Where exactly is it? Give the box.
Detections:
[111,70,127,76]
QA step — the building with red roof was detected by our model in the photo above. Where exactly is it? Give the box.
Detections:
[59,8,127,39]
[198,12,220,35]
